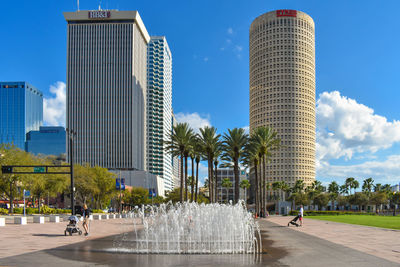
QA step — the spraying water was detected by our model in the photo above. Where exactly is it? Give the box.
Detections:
[113,200,262,254]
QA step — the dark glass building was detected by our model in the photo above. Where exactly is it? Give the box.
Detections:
[26,126,66,156]
[0,82,43,150]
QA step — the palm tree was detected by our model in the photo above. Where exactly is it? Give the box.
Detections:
[345,177,359,195]
[374,183,382,192]
[164,123,194,202]
[280,181,290,202]
[193,139,202,202]
[340,184,349,195]
[188,136,199,202]
[307,180,325,210]
[289,179,305,211]
[214,157,219,202]
[199,126,221,203]
[240,179,251,204]
[221,178,232,203]
[242,139,261,216]
[328,181,339,210]
[251,126,281,217]
[362,177,374,199]
[221,128,248,203]
[272,181,290,202]
[352,179,360,194]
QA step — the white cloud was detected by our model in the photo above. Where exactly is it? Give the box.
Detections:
[242,126,249,134]
[175,112,211,133]
[316,91,400,185]
[43,81,66,126]
[227,27,233,35]
[318,155,400,185]
[316,91,400,164]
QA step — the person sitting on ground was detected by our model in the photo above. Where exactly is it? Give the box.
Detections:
[82,204,90,236]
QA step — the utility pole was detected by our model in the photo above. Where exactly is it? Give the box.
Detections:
[66,128,76,215]
[119,169,122,214]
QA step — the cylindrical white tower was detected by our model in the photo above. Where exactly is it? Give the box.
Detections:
[249,10,316,190]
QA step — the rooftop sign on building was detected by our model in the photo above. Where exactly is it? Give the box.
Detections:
[88,10,111,19]
[276,10,297,17]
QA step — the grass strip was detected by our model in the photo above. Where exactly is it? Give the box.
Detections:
[308,215,400,230]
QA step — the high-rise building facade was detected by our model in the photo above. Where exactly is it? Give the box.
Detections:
[146,36,173,191]
[216,168,247,203]
[26,126,66,156]
[249,10,316,191]
[0,82,43,150]
[64,10,150,170]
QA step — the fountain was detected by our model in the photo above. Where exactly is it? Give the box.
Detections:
[112,201,262,254]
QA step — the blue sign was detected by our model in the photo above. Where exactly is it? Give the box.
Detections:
[116,178,125,190]
[24,190,30,197]
[149,188,157,198]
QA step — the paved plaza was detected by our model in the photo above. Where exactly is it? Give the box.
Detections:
[266,216,400,264]
[0,216,399,266]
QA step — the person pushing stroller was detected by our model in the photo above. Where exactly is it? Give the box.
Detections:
[288,205,303,227]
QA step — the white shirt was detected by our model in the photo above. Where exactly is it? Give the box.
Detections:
[299,207,303,217]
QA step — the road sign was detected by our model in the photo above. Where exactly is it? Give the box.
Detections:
[24,190,30,197]
[1,166,12,173]
[34,167,45,173]
[149,188,157,198]
[116,178,125,190]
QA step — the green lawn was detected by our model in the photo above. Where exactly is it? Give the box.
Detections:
[308,215,400,230]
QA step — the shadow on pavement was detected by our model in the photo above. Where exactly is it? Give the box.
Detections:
[32,234,66,237]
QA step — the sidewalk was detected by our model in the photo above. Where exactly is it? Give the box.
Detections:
[0,218,134,258]
[266,216,400,264]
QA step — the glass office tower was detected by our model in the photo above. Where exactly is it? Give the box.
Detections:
[0,82,43,150]
[26,126,66,156]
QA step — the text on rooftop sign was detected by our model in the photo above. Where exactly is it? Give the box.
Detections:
[276,10,297,17]
[88,11,111,19]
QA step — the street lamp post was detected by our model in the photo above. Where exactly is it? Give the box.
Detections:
[66,128,76,215]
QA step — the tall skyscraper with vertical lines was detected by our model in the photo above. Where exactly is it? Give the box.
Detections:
[146,36,173,191]
[249,10,316,195]
[64,10,150,170]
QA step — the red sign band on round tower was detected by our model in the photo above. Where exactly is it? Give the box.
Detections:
[276,10,297,17]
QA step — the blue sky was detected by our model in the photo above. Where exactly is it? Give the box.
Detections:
[1,0,400,188]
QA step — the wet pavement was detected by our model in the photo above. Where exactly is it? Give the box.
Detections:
[0,218,398,266]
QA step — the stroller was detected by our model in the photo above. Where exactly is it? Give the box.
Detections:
[288,215,301,227]
[64,215,83,236]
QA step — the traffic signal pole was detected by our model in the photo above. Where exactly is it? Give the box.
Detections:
[66,128,76,216]
[70,134,75,215]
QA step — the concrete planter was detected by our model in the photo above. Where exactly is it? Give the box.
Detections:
[14,217,27,225]
[89,215,93,220]
[93,214,102,220]
[0,217,5,226]
[33,216,45,224]
[101,214,109,220]
[50,215,60,223]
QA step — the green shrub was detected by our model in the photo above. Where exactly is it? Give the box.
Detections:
[92,209,104,213]
[40,205,55,214]
[0,208,8,215]
[27,207,39,214]
[55,209,71,214]
[13,208,23,214]
[288,210,377,216]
